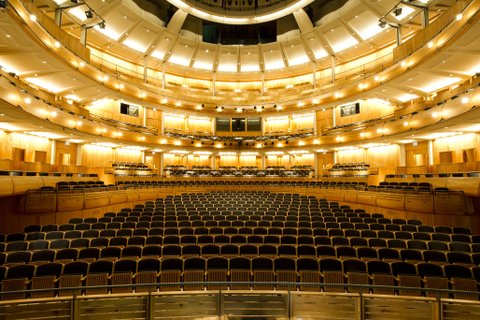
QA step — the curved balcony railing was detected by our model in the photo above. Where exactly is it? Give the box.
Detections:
[1,282,479,320]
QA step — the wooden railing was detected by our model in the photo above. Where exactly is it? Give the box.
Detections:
[0,287,479,320]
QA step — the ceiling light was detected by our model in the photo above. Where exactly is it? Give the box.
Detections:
[29,14,37,22]
[456,13,463,21]
[99,21,106,29]
[85,10,93,19]
[24,97,32,104]
[461,97,470,104]
[378,20,387,28]
[54,41,61,48]
[394,7,402,16]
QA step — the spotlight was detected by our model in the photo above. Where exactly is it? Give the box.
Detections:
[98,21,106,29]
[394,7,402,16]
[71,0,79,3]
[85,10,93,19]
[0,0,7,9]
[378,20,387,28]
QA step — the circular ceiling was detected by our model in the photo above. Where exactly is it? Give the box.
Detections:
[163,0,317,24]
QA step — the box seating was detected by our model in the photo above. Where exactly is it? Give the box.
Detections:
[0,191,479,299]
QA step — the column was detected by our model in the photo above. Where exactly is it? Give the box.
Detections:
[50,140,56,165]
[399,144,406,167]
[314,153,318,178]
[143,56,148,83]
[261,153,266,170]
[427,140,434,166]
[160,153,164,176]
[76,144,83,166]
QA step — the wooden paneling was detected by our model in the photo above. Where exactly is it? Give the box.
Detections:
[264,116,289,134]
[334,99,394,127]
[336,145,399,171]
[404,193,434,213]
[86,99,144,126]
[316,109,333,133]
[20,193,57,214]
[163,114,186,131]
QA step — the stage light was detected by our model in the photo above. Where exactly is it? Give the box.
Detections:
[85,10,93,19]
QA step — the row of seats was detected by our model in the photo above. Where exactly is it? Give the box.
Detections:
[166,169,313,177]
[2,244,479,266]
[115,180,366,188]
[6,229,478,249]
[1,257,478,300]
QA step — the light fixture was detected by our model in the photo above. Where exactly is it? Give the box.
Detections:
[378,20,387,28]
[85,10,93,19]
[98,21,106,29]
[394,7,402,16]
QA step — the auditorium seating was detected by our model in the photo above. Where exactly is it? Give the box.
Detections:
[112,162,154,177]
[164,167,314,177]
[0,191,478,299]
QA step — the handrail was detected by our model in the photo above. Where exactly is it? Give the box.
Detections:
[1,281,478,298]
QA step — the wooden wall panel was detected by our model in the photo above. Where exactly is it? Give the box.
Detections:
[239,155,257,167]
[187,154,211,167]
[146,109,162,130]
[188,117,212,133]
[335,99,394,127]
[316,109,333,133]
[291,114,314,131]
[219,155,238,167]
[82,145,114,167]
[114,148,143,163]
[163,114,186,131]
[336,145,399,171]
[55,141,78,167]
[433,133,479,170]
[405,141,429,168]
[264,117,289,133]
[86,99,144,126]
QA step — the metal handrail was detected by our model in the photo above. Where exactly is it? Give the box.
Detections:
[1,281,478,298]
